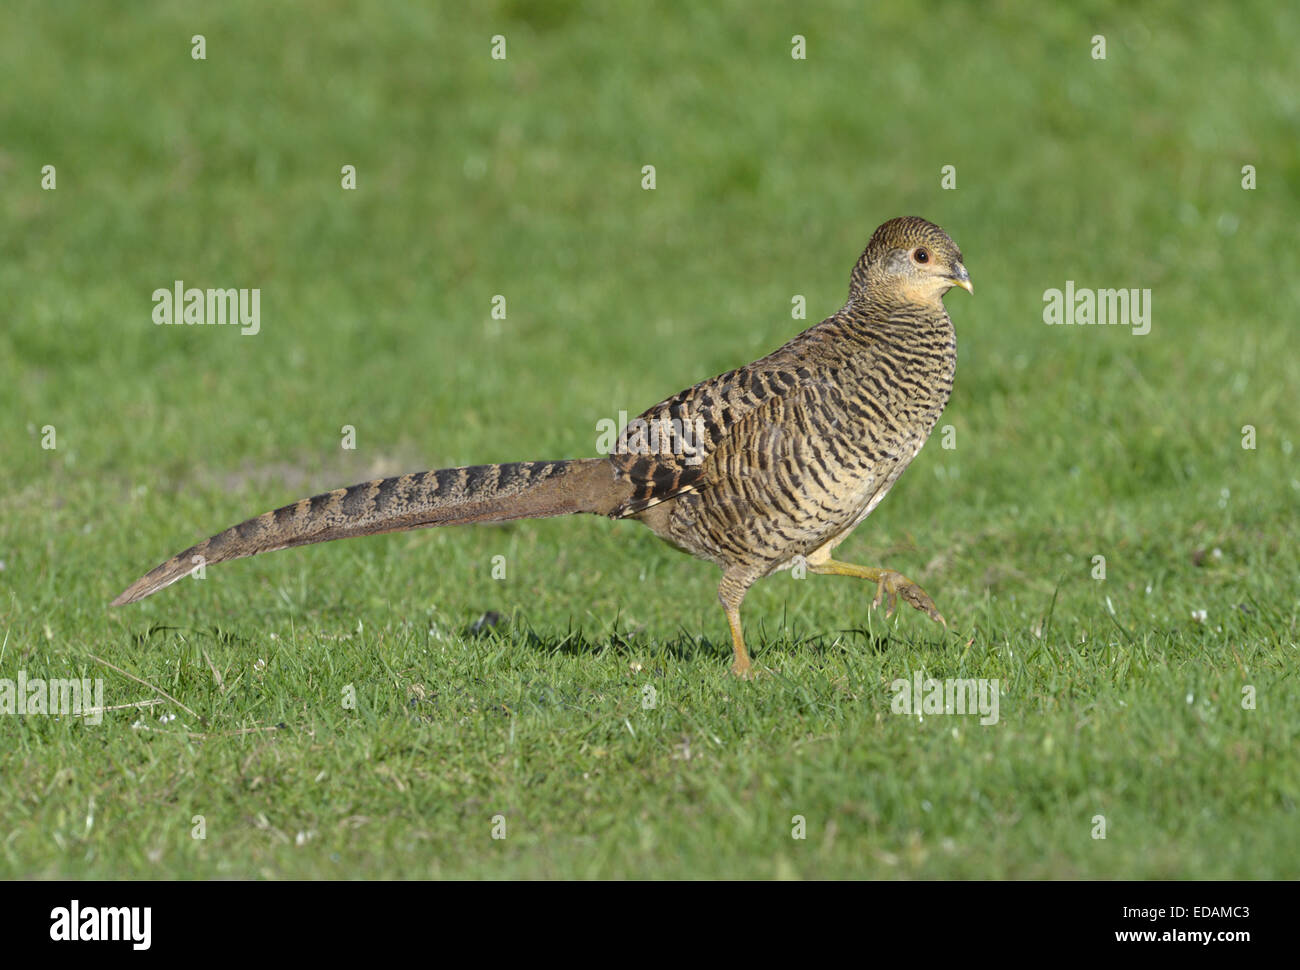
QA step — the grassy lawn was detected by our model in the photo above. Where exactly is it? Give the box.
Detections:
[2,0,1297,878]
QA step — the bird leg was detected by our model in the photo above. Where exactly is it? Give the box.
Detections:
[807,559,946,627]
[718,573,758,678]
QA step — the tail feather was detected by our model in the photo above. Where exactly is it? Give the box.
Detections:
[111,458,629,606]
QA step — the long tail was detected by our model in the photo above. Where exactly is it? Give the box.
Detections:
[111,458,630,606]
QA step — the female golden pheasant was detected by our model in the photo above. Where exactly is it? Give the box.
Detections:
[114,217,972,677]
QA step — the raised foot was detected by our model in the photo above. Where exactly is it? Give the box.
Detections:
[872,570,947,627]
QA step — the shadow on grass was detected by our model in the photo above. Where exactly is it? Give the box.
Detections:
[458,610,907,668]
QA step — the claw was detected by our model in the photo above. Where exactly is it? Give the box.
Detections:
[871,570,945,628]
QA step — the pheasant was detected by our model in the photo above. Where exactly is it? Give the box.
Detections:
[113,217,972,677]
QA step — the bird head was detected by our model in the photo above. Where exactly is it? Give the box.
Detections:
[850,217,972,303]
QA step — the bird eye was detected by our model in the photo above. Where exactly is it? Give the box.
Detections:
[914,248,929,263]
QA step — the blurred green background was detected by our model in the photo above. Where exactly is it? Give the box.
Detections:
[1,1,1296,878]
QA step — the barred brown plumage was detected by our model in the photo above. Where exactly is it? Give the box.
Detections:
[113,217,972,678]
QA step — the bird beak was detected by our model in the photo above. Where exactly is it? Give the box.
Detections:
[948,263,973,294]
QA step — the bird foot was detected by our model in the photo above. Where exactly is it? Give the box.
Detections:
[730,657,759,679]
[871,570,947,627]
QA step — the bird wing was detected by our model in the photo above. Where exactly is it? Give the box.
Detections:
[608,347,835,518]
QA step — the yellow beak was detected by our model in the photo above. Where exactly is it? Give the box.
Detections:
[949,262,973,294]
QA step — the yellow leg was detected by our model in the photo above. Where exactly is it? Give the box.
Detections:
[718,573,758,678]
[809,559,946,627]
[723,601,754,678]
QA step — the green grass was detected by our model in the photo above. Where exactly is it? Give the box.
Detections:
[2,0,1297,878]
